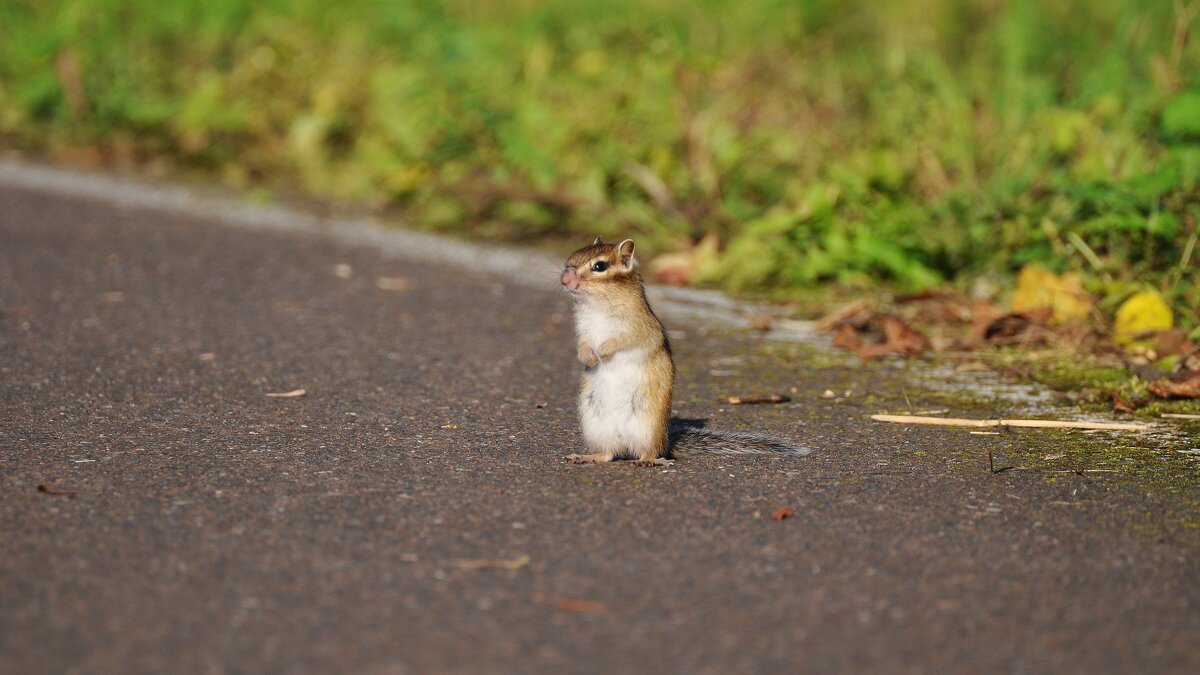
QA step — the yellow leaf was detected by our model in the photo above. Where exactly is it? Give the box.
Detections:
[1113,291,1173,345]
[1010,265,1091,324]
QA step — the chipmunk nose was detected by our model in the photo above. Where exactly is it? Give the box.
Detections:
[561,266,580,290]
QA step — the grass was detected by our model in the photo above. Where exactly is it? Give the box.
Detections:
[1,0,1198,329]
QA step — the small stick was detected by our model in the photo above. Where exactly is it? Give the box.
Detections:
[265,389,307,398]
[37,483,76,498]
[872,414,1149,432]
[455,554,530,571]
[1161,413,1200,420]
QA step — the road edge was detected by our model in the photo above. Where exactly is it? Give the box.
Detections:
[0,158,813,334]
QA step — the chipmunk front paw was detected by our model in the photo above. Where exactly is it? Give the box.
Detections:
[577,342,599,368]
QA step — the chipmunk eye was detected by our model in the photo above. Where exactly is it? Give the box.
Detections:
[591,261,608,272]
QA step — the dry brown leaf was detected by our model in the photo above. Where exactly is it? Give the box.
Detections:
[1153,329,1195,358]
[1180,348,1200,374]
[772,507,795,521]
[900,290,976,324]
[857,316,929,359]
[265,389,306,398]
[832,324,862,352]
[967,307,1052,347]
[1111,394,1138,414]
[1148,371,1200,399]
[816,300,874,332]
[746,313,773,332]
[533,593,607,613]
[647,251,695,286]
[375,276,410,292]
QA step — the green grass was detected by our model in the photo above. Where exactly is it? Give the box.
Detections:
[1,0,1198,327]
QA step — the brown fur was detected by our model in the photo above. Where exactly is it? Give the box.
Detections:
[562,238,675,464]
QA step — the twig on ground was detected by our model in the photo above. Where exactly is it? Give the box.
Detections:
[265,389,306,398]
[724,394,791,405]
[1161,413,1200,420]
[872,414,1148,431]
[455,554,530,571]
[37,483,76,498]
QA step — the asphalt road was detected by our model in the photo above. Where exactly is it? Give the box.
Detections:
[2,176,1198,674]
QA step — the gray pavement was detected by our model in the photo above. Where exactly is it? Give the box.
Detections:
[1,175,1198,673]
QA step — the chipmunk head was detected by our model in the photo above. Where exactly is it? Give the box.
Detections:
[561,236,640,301]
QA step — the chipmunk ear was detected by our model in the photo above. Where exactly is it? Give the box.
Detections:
[617,239,636,268]
[593,235,604,245]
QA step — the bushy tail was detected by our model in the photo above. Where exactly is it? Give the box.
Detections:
[668,424,811,456]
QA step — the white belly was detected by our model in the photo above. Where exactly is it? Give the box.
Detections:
[579,349,654,458]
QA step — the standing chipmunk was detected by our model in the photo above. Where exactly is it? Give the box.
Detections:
[559,237,811,465]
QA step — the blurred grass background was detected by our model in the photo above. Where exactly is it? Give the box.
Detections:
[1,0,1198,324]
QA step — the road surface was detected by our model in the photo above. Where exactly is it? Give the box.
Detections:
[1,170,1198,673]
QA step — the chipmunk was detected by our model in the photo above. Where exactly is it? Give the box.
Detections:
[559,237,810,465]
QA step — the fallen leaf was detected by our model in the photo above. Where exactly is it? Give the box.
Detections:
[265,389,306,398]
[456,554,530,571]
[533,593,607,613]
[1179,348,1200,374]
[1114,291,1173,346]
[1111,394,1138,413]
[37,484,76,498]
[968,308,1052,347]
[771,507,795,521]
[723,394,791,405]
[831,324,862,351]
[1154,329,1195,358]
[1148,371,1200,399]
[647,251,695,286]
[747,313,773,332]
[857,316,929,359]
[816,300,875,332]
[375,276,410,291]
[1011,265,1091,324]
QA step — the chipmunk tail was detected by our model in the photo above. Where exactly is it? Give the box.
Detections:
[668,425,812,456]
